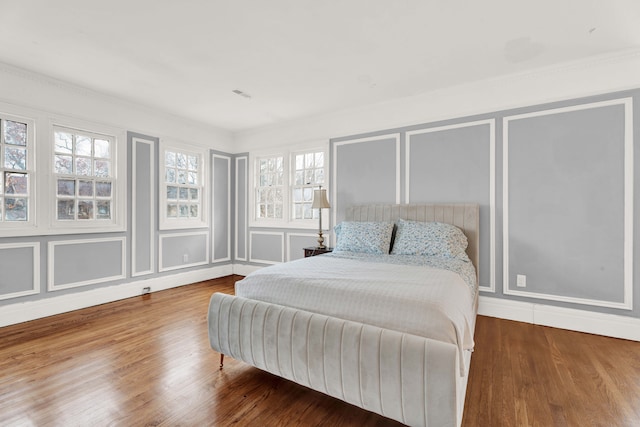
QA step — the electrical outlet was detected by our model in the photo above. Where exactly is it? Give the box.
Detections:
[183,253,189,263]
[142,286,151,295]
[516,274,526,288]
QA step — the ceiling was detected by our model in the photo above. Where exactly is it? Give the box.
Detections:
[1,1,639,132]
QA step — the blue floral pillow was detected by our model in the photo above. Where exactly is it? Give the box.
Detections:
[391,219,468,257]
[334,221,394,254]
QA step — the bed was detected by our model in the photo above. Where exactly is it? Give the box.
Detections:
[208,204,479,427]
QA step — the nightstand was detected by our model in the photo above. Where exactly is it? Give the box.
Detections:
[303,247,333,257]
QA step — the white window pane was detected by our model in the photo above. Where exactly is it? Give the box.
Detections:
[165,168,176,183]
[188,155,198,170]
[76,136,92,156]
[96,182,112,197]
[177,171,186,184]
[190,204,198,218]
[305,153,313,168]
[293,188,302,202]
[78,180,93,197]
[276,157,283,172]
[96,201,111,219]
[165,151,176,167]
[179,187,188,200]
[57,199,75,220]
[5,120,27,146]
[295,154,303,170]
[303,187,312,201]
[189,188,199,200]
[179,204,189,217]
[94,139,110,158]
[167,186,178,200]
[295,171,304,185]
[275,204,282,219]
[76,158,92,176]
[94,160,110,177]
[4,147,26,170]
[188,171,197,185]
[78,200,94,219]
[303,204,312,219]
[55,155,73,174]
[315,169,325,184]
[5,173,27,194]
[315,152,324,168]
[167,204,178,217]
[176,153,187,169]
[294,204,302,219]
[5,197,27,221]
[57,179,75,196]
[54,132,73,154]
[304,170,314,185]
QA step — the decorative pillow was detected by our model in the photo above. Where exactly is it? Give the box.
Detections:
[391,219,468,257]
[334,221,394,254]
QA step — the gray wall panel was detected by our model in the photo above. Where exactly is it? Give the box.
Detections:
[408,123,492,287]
[160,233,208,270]
[236,157,248,260]
[0,246,35,294]
[250,232,284,263]
[507,104,626,302]
[213,155,230,261]
[52,239,124,287]
[334,137,398,224]
[133,139,154,275]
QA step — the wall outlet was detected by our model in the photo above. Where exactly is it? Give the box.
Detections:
[516,274,527,288]
[142,286,151,295]
[183,253,189,263]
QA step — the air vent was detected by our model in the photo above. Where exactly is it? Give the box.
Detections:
[232,89,252,98]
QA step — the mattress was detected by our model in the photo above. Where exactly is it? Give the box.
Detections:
[235,252,477,372]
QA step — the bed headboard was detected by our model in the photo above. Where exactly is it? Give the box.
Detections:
[345,204,480,278]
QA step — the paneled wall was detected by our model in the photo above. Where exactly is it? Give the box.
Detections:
[330,89,638,317]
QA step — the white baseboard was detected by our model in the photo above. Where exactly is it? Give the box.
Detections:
[232,263,263,276]
[479,296,640,342]
[0,264,233,328]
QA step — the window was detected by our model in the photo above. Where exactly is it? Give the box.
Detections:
[161,144,207,229]
[255,155,284,220]
[53,126,115,222]
[250,146,328,227]
[292,151,325,220]
[0,115,33,226]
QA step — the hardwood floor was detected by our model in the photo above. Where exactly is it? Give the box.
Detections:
[1,276,639,426]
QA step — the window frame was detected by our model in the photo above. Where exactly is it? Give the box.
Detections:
[249,143,328,229]
[0,112,36,231]
[159,141,209,230]
[48,119,126,233]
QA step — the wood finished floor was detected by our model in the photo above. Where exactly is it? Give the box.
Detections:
[1,275,639,426]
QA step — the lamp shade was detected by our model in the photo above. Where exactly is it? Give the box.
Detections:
[311,188,331,209]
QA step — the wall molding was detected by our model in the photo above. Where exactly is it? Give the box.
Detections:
[48,237,126,291]
[249,231,285,264]
[212,153,232,262]
[479,296,640,342]
[0,264,233,328]
[405,119,496,293]
[158,231,210,272]
[235,156,248,261]
[331,133,401,228]
[131,136,155,277]
[0,242,40,301]
[503,97,634,310]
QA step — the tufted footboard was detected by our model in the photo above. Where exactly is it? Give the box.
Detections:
[208,292,467,427]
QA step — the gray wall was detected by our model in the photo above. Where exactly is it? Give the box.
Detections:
[0,131,234,307]
[330,89,639,318]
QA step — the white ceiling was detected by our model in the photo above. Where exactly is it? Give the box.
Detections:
[1,1,639,132]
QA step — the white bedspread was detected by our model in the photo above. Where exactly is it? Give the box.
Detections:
[235,253,476,370]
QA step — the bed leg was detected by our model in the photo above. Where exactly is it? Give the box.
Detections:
[219,353,224,369]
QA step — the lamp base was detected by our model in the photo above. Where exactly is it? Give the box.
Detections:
[317,231,325,249]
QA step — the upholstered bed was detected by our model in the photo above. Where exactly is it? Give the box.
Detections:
[208,204,479,427]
